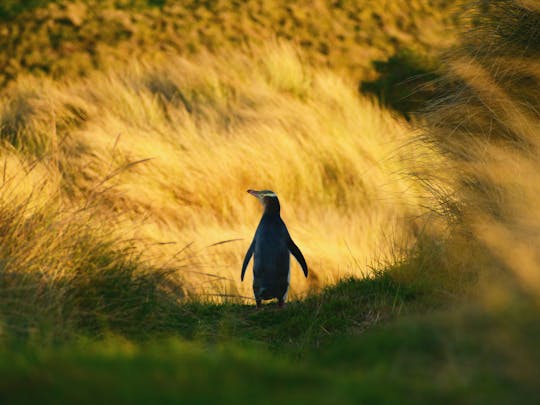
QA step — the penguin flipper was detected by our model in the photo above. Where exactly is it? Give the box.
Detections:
[288,238,308,277]
[241,239,255,281]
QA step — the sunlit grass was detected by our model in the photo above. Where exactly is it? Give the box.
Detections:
[1,42,432,301]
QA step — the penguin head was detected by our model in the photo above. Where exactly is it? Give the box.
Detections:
[247,189,280,212]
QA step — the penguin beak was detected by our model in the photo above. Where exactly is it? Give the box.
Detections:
[247,189,259,198]
[247,189,265,205]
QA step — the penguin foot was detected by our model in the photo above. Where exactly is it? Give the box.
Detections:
[278,300,286,308]
[256,299,262,308]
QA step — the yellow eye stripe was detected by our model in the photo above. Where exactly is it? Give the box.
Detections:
[248,189,277,198]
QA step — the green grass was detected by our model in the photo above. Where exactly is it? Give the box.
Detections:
[1,291,539,403]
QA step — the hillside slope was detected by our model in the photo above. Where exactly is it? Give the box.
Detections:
[0,0,463,88]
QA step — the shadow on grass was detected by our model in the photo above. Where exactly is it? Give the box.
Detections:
[0,0,51,21]
[360,49,443,120]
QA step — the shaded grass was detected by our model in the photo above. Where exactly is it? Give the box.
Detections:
[0,0,50,21]
[1,298,538,404]
[360,48,444,118]
[174,274,417,350]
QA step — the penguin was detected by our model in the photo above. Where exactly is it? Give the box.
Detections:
[241,189,308,308]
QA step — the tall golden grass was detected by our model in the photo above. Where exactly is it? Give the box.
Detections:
[423,0,540,303]
[0,43,430,301]
[0,163,186,338]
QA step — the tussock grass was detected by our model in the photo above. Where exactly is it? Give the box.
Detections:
[422,0,540,302]
[0,159,186,340]
[1,43,431,301]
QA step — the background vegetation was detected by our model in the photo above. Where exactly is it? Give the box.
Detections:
[0,0,461,86]
[1,0,539,402]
